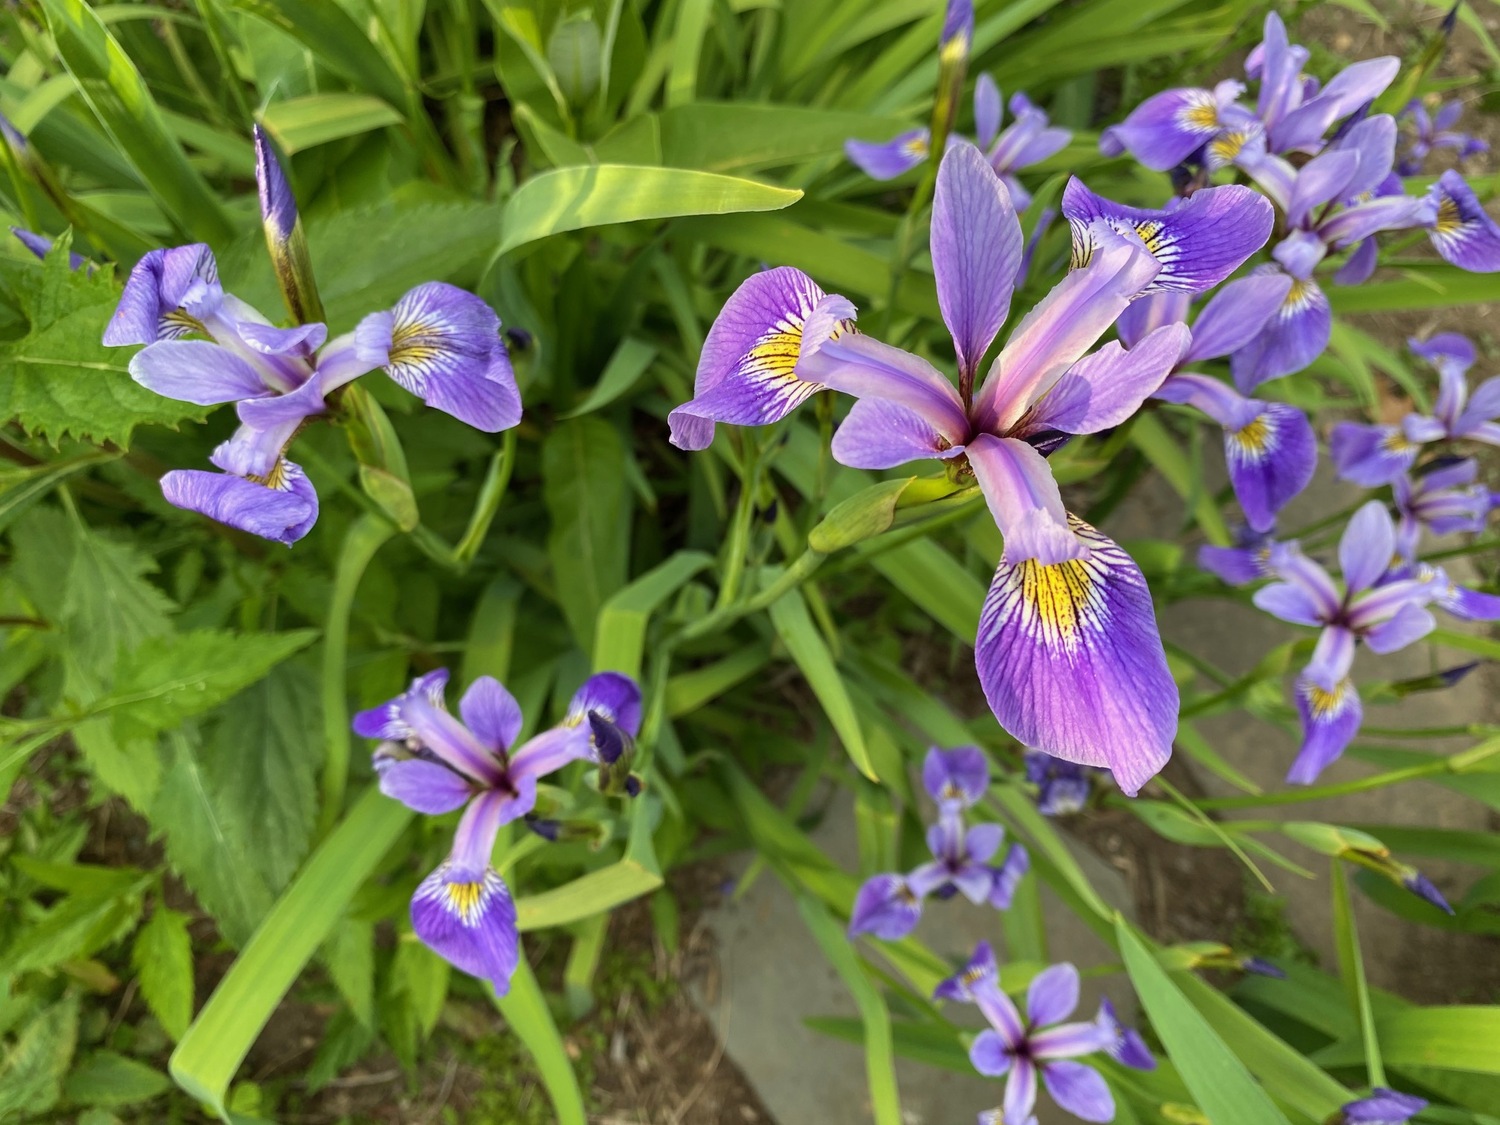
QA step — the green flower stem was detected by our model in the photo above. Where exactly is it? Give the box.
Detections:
[674,548,827,648]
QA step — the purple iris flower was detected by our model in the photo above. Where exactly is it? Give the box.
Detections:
[671,144,1274,794]
[938,944,1116,1125]
[1095,996,1155,1071]
[849,747,1029,940]
[1340,1087,1427,1124]
[1332,332,1500,486]
[354,668,641,992]
[1124,274,1316,531]
[847,74,1071,206]
[1098,79,1254,171]
[1022,750,1101,816]
[1393,458,1498,559]
[1252,502,1441,783]
[1398,98,1487,177]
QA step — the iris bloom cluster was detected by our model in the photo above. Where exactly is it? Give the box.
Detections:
[101,128,521,544]
[354,669,641,992]
[670,141,1271,794]
[1023,750,1104,817]
[848,747,1028,940]
[939,942,1154,1125]
[1103,13,1500,390]
[847,72,1071,210]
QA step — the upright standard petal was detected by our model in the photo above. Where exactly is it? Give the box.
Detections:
[1339,500,1397,595]
[846,130,930,180]
[1230,272,1331,391]
[1287,675,1361,784]
[670,268,852,449]
[159,461,319,545]
[932,142,1024,387]
[1025,324,1190,437]
[357,283,520,432]
[974,75,1002,150]
[1427,171,1500,273]
[1063,179,1274,294]
[989,844,1030,908]
[459,676,524,753]
[975,515,1177,796]
[1027,962,1080,1026]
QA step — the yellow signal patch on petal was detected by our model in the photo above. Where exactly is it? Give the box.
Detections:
[445,880,486,924]
[1015,553,1108,650]
[1229,414,1272,459]
[1435,194,1462,236]
[1302,678,1354,719]
[1179,100,1220,132]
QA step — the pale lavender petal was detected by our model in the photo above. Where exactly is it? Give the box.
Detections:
[1253,582,1328,627]
[1003,1060,1039,1125]
[1330,422,1418,486]
[1097,997,1156,1070]
[975,74,1002,151]
[375,759,473,814]
[989,844,1029,908]
[1320,195,1434,248]
[353,669,448,740]
[1267,545,1342,619]
[130,340,270,404]
[1153,372,1259,430]
[976,517,1176,797]
[830,397,958,469]
[1115,290,1190,350]
[1006,124,1070,170]
[1334,237,1379,285]
[1410,330,1476,377]
[1230,273,1331,391]
[504,727,589,785]
[1028,324,1189,435]
[1315,56,1401,123]
[1288,676,1361,784]
[1340,500,1397,594]
[974,232,1159,432]
[159,462,318,545]
[1343,1088,1427,1124]
[1363,602,1436,654]
[1184,272,1294,363]
[803,334,969,438]
[1225,402,1317,533]
[967,434,1084,566]
[923,745,990,807]
[970,1030,1014,1077]
[966,822,1005,864]
[1271,231,1327,279]
[411,862,519,992]
[1458,376,1500,434]
[1428,170,1500,273]
[849,873,922,939]
[459,677,524,753]
[1031,1021,1112,1059]
[1028,962,1080,1026]
[1040,1060,1114,1123]
[1104,87,1224,171]
[1336,114,1398,199]
[1286,150,1360,228]
[103,244,221,346]
[1443,583,1500,622]
[1199,542,1275,586]
[933,142,1024,385]
[846,130,929,179]
[1062,179,1274,294]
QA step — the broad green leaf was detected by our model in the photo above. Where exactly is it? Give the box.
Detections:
[492,959,587,1125]
[798,895,902,1125]
[226,0,409,106]
[562,337,658,418]
[767,585,877,780]
[1313,1008,1500,1074]
[258,93,404,153]
[543,417,633,651]
[0,249,208,446]
[516,796,662,930]
[1116,918,1295,1125]
[202,664,324,891]
[39,0,233,243]
[1328,264,1500,313]
[152,733,275,947]
[660,103,910,172]
[0,996,78,1118]
[107,630,318,738]
[594,550,712,678]
[63,1051,172,1108]
[133,906,194,1041]
[170,788,412,1119]
[666,0,712,106]
[498,165,803,255]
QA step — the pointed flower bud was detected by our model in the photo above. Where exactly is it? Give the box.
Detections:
[254,124,324,325]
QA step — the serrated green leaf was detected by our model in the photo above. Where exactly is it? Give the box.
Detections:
[63,1051,172,1108]
[133,906,194,1041]
[0,250,208,446]
[543,417,632,651]
[0,887,142,977]
[0,995,78,1118]
[107,630,318,737]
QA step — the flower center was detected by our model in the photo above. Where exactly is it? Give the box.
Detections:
[1435,195,1463,235]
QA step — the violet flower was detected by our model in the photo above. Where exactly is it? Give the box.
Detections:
[1340,1087,1427,1124]
[1023,750,1101,816]
[1423,169,1500,274]
[1252,502,1441,783]
[1198,526,1283,587]
[354,668,641,991]
[938,944,1116,1125]
[847,73,1071,208]
[1398,97,1487,176]
[849,747,1028,940]
[1123,274,1317,531]
[1095,996,1155,1071]
[1332,332,1500,486]
[1393,457,1498,560]
[671,143,1271,793]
